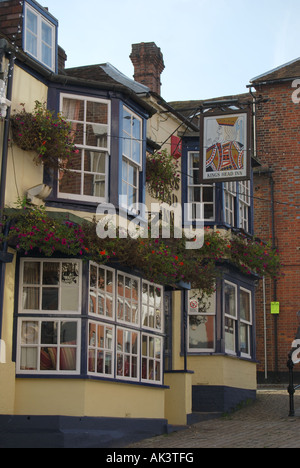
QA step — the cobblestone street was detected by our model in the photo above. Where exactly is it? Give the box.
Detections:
[129,389,300,448]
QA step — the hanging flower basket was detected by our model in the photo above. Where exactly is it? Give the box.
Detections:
[10,101,78,171]
[146,149,181,203]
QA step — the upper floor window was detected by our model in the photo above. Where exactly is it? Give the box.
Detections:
[187,152,215,221]
[239,181,251,232]
[224,181,251,232]
[24,2,57,71]
[58,94,111,203]
[121,106,142,211]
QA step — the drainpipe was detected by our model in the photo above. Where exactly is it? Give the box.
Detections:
[270,174,279,379]
[263,276,267,380]
[0,43,14,346]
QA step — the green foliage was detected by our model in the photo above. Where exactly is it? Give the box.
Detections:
[146,149,181,203]
[0,201,282,295]
[10,101,78,170]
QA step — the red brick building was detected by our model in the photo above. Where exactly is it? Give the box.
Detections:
[251,59,300,382]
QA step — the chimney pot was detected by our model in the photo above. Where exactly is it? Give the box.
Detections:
[130,42,165,95]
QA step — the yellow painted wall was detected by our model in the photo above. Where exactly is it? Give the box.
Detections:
[188,355,257,391]
[0,249,16,414]
[14,379,165,420]
[5,66,48,207]
[164,372,193,425]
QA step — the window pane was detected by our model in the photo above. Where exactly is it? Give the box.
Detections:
[86,124,108,148]
[123,109,131,134]
[21,322,38,345]
[42,21,52,45]
[240,323,249,355]
[87,101,108,124]
[42,288,59,310]
[60,322,77,345]
[224,283,237,318]
[132,140,141,164]
[40,348,57,371]
[59,170,82,195]
[41,322,57,345]
[62,98,84,121]
[132,116,141,140]
[225,317,235,352]
[27,9,38,34]
[240,289,251,322]
[189,315,215,350]
[84,151,106,173]
[42,43,52,68]
[43,262,60,285]
[23,262,40,285]
[20,348,37,371]
[23,287,39,310]
[60,348,77,371]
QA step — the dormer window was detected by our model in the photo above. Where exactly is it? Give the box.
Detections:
[24,2,57,72]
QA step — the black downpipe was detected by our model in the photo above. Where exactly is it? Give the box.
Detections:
[270,174,279,378]
[0,52,14,343]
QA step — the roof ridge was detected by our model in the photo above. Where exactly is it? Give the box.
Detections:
[251,57,300,83]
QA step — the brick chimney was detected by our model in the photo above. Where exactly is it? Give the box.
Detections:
[130,42,165,95]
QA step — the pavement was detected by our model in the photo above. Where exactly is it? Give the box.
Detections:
[128,387,300,448]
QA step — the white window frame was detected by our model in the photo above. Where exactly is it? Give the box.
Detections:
[224,281,238,355]
[116,326,140,382]
[116,272,140,327]
[17,318,81,375]
[88,320,114,377]
[141,333,163,384]
[224,182,236,226]
[187,290,216,353]
[58,93,111,203]
[89,263,115,321]
[24,2,56,71]
[121,157,139,213]
[19,259,82,315]
[122,106,142,167]
[142,281,164,333]
[87,265,164,385]
[239,181,251,232]
[239,287,252,359]
[121,106,142,212]
[187,152,215,222]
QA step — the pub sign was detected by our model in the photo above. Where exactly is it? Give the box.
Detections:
[200,111,251,183]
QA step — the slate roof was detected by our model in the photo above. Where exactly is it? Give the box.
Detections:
[250,57,300,84]
[65,63,150,95]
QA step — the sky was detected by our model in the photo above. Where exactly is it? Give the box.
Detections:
[45,0,300,103]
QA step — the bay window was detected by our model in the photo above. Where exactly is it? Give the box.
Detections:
[17,258,164,384]
[58,94,110,203]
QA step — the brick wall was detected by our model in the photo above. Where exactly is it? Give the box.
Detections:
[254,80,300,380]
[0,0,23,44]
[130,42,165,95]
